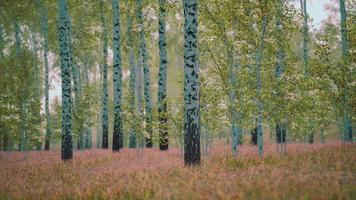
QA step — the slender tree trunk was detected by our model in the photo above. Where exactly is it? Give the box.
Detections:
[60,0,79,150]
[74,63,83,150]
[0,25,8,151]
[112,0,123,151]
[339,0,353,142]
[302,0,308,69]
[137,0,153,147]
[14,21,26,153]
[68,18,82,150]
[96,63,102,148]
[301,0,314,144]
[126,0,137,148]
[76,12,88,151]
[244,9,260,148]
[30,25,42,151]
[256,16,267,157]
[100,0,109,149]
[17,22,29,159]
[58,0,73,160]
[227,42,238,154]
[232,20,243,147]
[0,25,4,59]
[158,0,169,150]
[136,53,144,148]
[302,0,309,80]
[226,18,242,156]
[275,0,287,153]
[183,0,200,166]
[67,14,81,151]
[200,94,207,156]
[37,1,52,151]
[251,127,257,145]
[83,57,92,149]
[14,22,21,57]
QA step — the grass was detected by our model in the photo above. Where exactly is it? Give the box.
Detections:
[0,142,355,199]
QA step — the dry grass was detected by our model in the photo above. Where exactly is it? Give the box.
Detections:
[0,142,355,200]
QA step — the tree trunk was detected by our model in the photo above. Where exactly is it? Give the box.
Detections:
[66,12,81,151]
[251,127,257,145]
[14,21,27,153]
[30,25,42,151]
[126,0,137,148]
[339,0,353,142]
[14,21,21,57]
[0,25,4,59]
[0,26,7,151]
[275,0,287,153]
[227,18,242,156]
[1,26,8,151]
[158,0,169,151]
[301,0,314,144]
[256,16,267,156]
[112,0,123,151]
[183,0,200,166]
[137,0,153,147]
[96,63,102,148]
[100,0,109,149]
[74,63,83,150]
[302,0,309,76]
[70,15,83,151]
[58,0,73,160]
[136,52,144,148]
[37,1,52,151]
[244,8,260,150]
[83,57,92,149]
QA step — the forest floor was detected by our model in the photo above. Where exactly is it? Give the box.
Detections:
[0,142,355,200]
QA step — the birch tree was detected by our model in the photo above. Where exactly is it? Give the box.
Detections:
[13,21,27,153]
[126,0,137,148]
[158,0,169,150]
[183,0,200,165]
[0,25,4,59]
[274,0,287,153]
[112,0,123,151]
[100,0,109,149]
[228,18,243,155]
[255,9,267,157]
[301,0,315,144]
[339,0,353,142]
[58,0,73,160]
[36,0,52,150]
[30,24,42,151]
[137,0,153,147]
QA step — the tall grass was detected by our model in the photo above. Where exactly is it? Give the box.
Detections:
[0,142,355,199]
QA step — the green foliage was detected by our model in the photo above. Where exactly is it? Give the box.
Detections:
[73,84,100,148]
[0,0,354,153]
[0,44,42,151]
